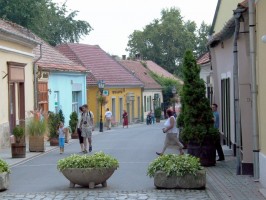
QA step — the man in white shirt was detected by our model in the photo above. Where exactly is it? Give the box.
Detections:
[105,108,112,130]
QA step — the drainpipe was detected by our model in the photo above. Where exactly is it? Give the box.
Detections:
[233,8,243,175]
[33,43,43,110]
[248,0,259,180]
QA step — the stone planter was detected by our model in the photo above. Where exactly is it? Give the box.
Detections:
[71,130,79,139]
[61,168,116,188]
[0,172,9,191]
[154,169,206,189]
[29,136,45,152]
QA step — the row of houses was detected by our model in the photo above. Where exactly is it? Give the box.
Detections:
[198,0,266,189]
[0,19,181,149]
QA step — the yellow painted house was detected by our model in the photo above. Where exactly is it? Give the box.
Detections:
[0,19,39,148]
[56,44,144,126]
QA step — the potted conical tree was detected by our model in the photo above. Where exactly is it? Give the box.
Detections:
[69,111,78,139]
[177,50,219,166]
[48,112,60,146]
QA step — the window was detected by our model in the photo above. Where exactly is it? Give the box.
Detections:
[144,96,147,112]
[221,78,231,147]
[72,91,79,113]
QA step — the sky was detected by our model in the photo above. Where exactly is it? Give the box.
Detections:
[53,0,218,57]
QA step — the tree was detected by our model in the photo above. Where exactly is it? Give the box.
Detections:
[195,22,211,58]
[126,7,210,78]
[0,0,92,46]
[58,109,65,124]
[177,50,218,144]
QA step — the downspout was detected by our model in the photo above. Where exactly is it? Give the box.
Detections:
[233,8,243,175]
[33,43,43,110]
[248,0,259,180]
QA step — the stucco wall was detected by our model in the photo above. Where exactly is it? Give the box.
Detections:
[0,39,35,148]
[87,87,143,125]
[256,0,266,187]
[48,72,87,126]
[213,0,244,33]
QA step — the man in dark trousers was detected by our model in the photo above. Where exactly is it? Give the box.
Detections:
[212,103,225,161]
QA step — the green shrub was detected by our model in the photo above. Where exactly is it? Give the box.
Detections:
[27,118,47,136]
[13,125,25,143]
[48,112,60,139]
[154,107,162,119]
[0,159,10,173]
[147,154,202,178]
[57,152,119,171]
[69,111,78,134]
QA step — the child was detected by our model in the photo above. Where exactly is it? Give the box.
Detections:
[57,121,65,154]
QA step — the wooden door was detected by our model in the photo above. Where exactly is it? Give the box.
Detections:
[38,82,48,112]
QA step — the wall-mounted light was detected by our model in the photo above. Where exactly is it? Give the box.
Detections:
[48,89,52,95]
[261,35,266,43]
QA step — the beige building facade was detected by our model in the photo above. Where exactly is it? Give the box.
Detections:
[0,20,39,148]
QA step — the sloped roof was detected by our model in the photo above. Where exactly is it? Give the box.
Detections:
[208,1,248,48]
[119,60,162,90]
[0,19,38,45]
[33,38,87,72]
[145,60,183,84]
[56,43,144,87]
[197,52,210,65]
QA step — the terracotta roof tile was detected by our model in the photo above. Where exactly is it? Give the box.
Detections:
[0,19,37,43]
[34,38,87,72]
[119,60,162,89]
[197,52,210,65]
[56,43,143,87]
[145,61,183,84]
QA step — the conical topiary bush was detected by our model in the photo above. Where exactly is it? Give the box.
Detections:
[178,50,219,166]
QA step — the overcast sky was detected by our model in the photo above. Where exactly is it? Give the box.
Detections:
[53,0,218,57]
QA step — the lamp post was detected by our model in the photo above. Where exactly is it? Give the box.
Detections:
[97,80,105,132]
[172,86,176,115]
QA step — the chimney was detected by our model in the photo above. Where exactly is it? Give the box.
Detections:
[122,55,126,60]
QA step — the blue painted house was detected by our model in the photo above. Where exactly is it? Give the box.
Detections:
[33,37,88,125]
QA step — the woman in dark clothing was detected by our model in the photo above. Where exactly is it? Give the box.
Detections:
[122,110,128,128]
[76,106,84,152]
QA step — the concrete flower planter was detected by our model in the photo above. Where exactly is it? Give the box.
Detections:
[154,169,206,189]
[0,172,9,191]
[62,168,116,188]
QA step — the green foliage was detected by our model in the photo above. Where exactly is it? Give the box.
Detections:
[178,50,219,144]
[127,7,209,77]
[13,125,25,143]
[0,159,10,173]
[57,152,119,172]
[69,112,78,134]
[147,154,202,177]
[27,118,47,136]
[149,71,182,108]
[48,112,60,139]
[195,22,211,58]
[154,107,162,119]
[0,0,92,46]
[58,109,65,124]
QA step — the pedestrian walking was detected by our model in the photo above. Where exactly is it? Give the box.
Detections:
[105,108,112,130]
[212,103,225,161]
[156,109,184,156]
[122,110,128,128]
[81,104,94,153]
[150,110,155,124]
[76,106,84,152]
[57,121,66,154]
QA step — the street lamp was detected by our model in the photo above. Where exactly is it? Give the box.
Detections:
[172,86,176,115]
[97,80,105,132]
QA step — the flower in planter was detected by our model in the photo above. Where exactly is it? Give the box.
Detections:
[147,154,202,178]
[0,159,10,174]
[57,151,119,171]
